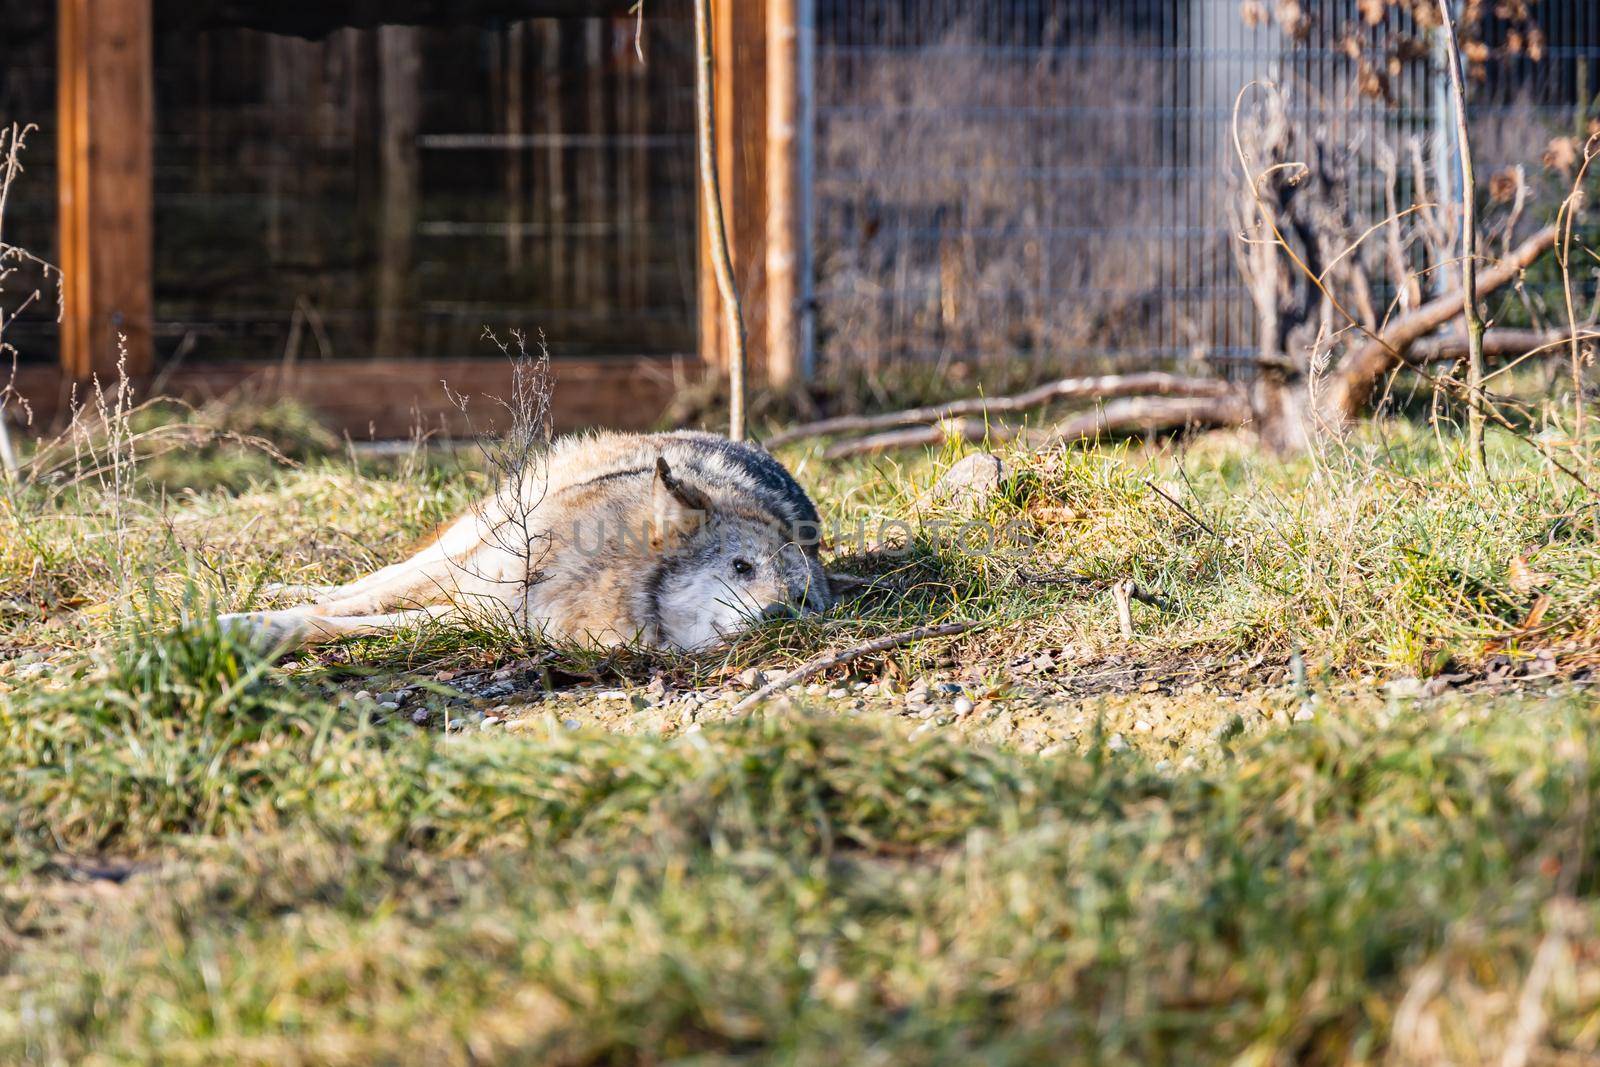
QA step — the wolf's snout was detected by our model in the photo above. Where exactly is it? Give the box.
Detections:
[760,601,800,622]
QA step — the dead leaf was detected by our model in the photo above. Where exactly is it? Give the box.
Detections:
[1545,136,1580,177]
[1519,593,1552,632]
[1509,554,1554,595]
[1489,169,1520,204]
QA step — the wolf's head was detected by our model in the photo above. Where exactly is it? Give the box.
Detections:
[647,457,832,650]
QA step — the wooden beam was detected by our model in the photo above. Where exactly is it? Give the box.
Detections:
[9,356,698,440]
[58,0,155,383]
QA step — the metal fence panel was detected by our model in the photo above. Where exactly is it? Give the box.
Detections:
[811,0,1600,382]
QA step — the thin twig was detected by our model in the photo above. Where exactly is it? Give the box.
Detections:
[729,621,986,714]
[1143,479,1218,538]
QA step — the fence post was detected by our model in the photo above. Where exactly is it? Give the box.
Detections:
[766,0,814,387]
[57,0,154,382]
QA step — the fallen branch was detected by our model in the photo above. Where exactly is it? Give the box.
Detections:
[1408,328,1595,364]
[1028,395,1252,446]
[822,394,1251,459]
[729,621,986,715]
[1319,224,1558,423]
[768,372,1236,448]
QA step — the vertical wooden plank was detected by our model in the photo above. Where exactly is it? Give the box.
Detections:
[765,0,799,386]
[504,21,526,273]
[375,26,421,360]
[732,0,768,382]
[698,0,768,380]
[540,21,567,307]
[57,0,154,382]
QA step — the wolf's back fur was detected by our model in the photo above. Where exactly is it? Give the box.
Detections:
[221,431,832,652]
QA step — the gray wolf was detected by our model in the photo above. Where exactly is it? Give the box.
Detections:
[220,431,833,652]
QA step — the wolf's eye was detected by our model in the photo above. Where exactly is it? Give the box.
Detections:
[732,558,753,576]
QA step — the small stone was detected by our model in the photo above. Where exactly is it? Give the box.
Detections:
[1293,704,1315,723]
[377,701,401,712]
[596,689,629,701]
[952,695,976,717]
[805,684,826,696]
[1133,719,1153,733]
[352,690,374,703]
[936,682,964,697]
[378,691,409,706]
[410,708,431,725]
[13,662,50,681]
[827,687,847,699]
[1139,680,1161,694]
[1385,677,1425,699]
[927,452,1006,507]
[563,718,581,730]
[481,716,502,729]
[1107,732,1128,752]
[736,667,767,689]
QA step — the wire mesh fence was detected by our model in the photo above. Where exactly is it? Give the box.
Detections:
[810,0,1600,384]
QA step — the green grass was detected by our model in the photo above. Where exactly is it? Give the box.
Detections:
[2,399,1600,1063]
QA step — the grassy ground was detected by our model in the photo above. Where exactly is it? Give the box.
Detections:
[2,398,1599,1064]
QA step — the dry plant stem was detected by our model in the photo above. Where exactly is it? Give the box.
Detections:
[1437,0,1488,476]
[693,0,747,443]
[1556,135,1600,447]
[730,621,986,715]
[768,373,1236,447]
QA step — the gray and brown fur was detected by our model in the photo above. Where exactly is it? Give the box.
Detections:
[221,432,832,652]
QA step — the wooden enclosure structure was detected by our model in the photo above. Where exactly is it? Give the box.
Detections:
[8,0,809,438]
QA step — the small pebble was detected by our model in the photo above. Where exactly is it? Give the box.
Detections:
[952,695,975,716]
[827,687,847,699]
[737,667,767,689]
[378,691,409,706]
[1134,719,1153,733]
[1293,704,1316,723]
[597,689,629,701]
[936,682,964,697]
[1107,732,1128,752]
[353,690,374,702]
[410,708,431,725]
[1385,677,1425,699]
[481,716,502,729]
[378,701,400,712]
[563,718,581,730]
[13,662,50,681]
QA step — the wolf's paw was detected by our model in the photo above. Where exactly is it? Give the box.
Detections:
[216,611,311,652]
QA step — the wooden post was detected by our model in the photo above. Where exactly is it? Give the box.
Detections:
[57,0,154,382]
[375,26,421,360]
[765,0,800,386]
[698,0,770,383]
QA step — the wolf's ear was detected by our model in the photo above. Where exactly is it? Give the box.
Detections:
[652,457,711,547]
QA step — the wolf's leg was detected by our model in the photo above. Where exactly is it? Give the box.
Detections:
[274,496,533,616]
[218,605,462,651]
